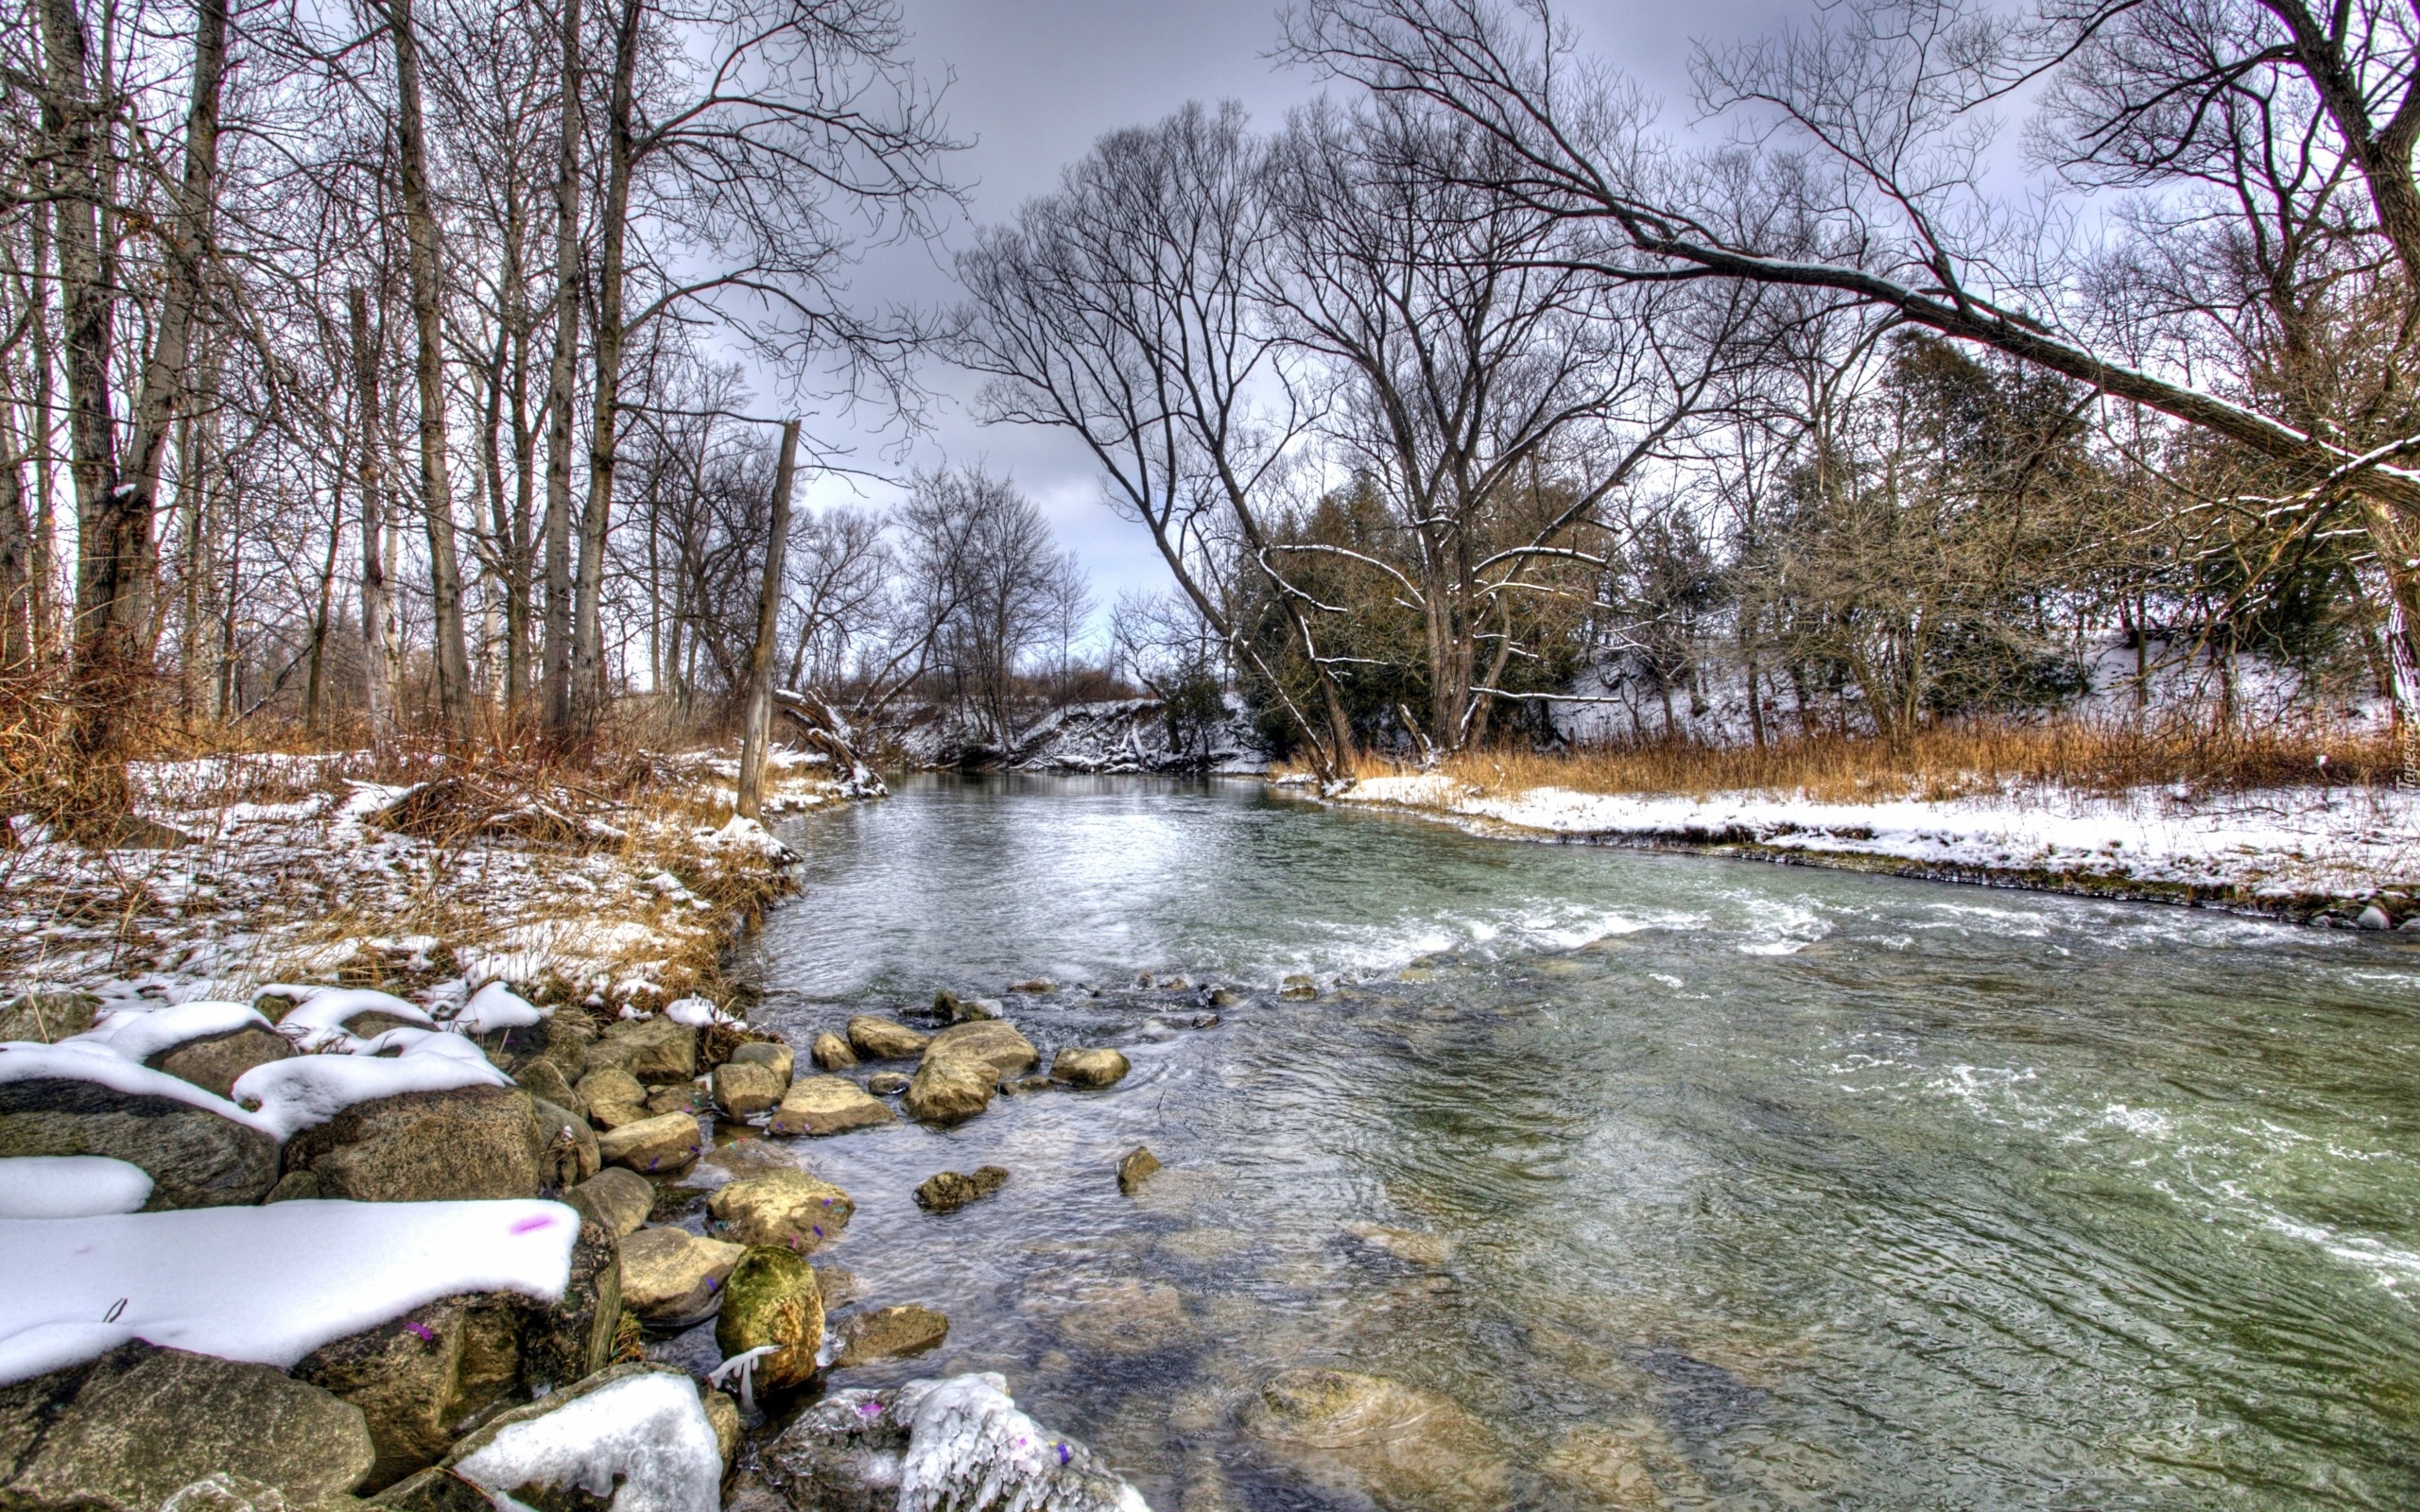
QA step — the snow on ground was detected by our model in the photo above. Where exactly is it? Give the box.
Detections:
[0,1157,154,1219]
[1342,774,2420,906]
[0,1198,581,1384]
[0,747,846,1014]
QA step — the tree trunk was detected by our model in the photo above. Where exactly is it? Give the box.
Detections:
[540,0,584,735]
[304,475,345,730]
[386,0,474,736]
[40,0,141,764]
[349,288,402,757]
[735,421,799,819]
[574,0,640,730]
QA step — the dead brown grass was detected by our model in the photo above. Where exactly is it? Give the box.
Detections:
[1338,716,2403,804]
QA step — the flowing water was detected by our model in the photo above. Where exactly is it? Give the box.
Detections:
[722,773,2420,1511]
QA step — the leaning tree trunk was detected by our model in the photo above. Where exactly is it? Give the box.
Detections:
[386,0,474,736]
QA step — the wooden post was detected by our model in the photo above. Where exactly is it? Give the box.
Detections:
[735,420,799,819]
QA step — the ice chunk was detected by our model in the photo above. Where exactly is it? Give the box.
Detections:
[456,982,547,1033]
[894,1373,1151,1512]
[231,1033,511,1139]
[451,1367,722,1512]
[0,1156,154,1217]
[0,1198,580,1384]
[0,1041,277,1133]
[68,1002,272,1063]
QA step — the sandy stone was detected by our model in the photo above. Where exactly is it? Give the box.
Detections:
[921,1020,1037,1076]
[767,1075,895,1137]
[1049,1048,1130,1090]
[1116,1145,1160,1195]
[712,1060,785,1118]
[809,1033,856,1071]
[901,1057,994,1126]
[563,1166,653,1237]
[582,1015,698,1085]
[830,1306,948,1368]
[148,1025,294,1101]
[617,1226,744,1323]
[1342,1223,1456,1266]
[707,1167,856,1252]
[913,1166,1007,1214]
[727,1040,795,1083]
[1242,1368,1507,1512]
[596,1110,702,1176]
[574,1067,645,1111]
[844,1016,929,1060]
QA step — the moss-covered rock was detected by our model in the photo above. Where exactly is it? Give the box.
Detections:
[714,1247,824,1393]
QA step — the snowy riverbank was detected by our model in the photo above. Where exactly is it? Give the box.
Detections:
[1332,773,2420,924]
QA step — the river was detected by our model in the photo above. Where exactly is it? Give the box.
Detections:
[727,773,2420,1510]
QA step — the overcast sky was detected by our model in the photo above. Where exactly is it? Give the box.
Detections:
[789,0,1799,627]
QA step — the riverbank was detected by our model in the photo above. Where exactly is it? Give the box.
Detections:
[0,746,855,1015]
[1326,768,2420,925]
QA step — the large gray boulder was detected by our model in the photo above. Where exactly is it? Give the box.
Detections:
[0,1077,279,1209]
[282,1086,546,1203]
[147,1025,296,1101]
[291,1220,620,1491]
[0,1342,374,1512]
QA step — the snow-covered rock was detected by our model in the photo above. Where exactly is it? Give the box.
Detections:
[67,1003,272,1064]
[232,1034,514,1142]
[444,1363,722,1512]
[455,982,548,1033]
[269,988,435,1053]
[0,1155,154,1218]
[0,1042,283,1208]
[0,1199,583,1384]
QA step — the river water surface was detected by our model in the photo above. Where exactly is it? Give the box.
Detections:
[732,774,2420,1510]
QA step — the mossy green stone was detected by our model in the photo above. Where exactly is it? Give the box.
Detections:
[715,1246,824,1392]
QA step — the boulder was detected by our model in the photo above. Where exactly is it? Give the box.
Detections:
[294,1222,620,1490]
[1006,980,1052,995]
[371,1467,493,1512]
[512,1058,586,1121]
[920,1021,1038,1078]
[712,1060,786,1118]
[0,1076,279,1209]
[147,1025,295,1101]
[0,993,99,1045]
[1115,1145,1160,1196]
[572,1067,644,1112]
[900,1057,994,1127]
[581,1017,697,1086]
[1241,1368,1507,1512]
[282,1086,544,1203]
[767,1075,894,1138]
[532,1011,597,1084]
[931,991,999,1023]
[530,1098,598,1189]
[1279,974,1318,1000]
[842,1016,928,1061]
[706,1168,855,1253]
[831,1307,947,1369]
[715,1247,824,1393]
[596,1111,702,1176]
[584,1098,651,1132]
[866,1072,910,1095]
[912,1166,1007,1215]
[699,1386,741,1471]
[808,1032,856,1072]
[1049,1048,1130,1091]
[728,1040,795,1083]
[0,1342,374,1512]
[563,1166,654,1237]
[618,1226,743,1324]
[441,1363,721,1512]
[646,1082,708,1118]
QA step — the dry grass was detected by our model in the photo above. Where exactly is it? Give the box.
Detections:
[1339,716,2405,805]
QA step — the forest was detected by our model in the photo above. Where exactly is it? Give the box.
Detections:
[3,0,2416,812]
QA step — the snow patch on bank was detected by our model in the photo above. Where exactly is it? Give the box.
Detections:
[0,1157,154,1218]
[1342,775,2420,901]
[0,1198,580,1383]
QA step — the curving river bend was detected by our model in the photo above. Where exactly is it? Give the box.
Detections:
[726,774,2420,1510]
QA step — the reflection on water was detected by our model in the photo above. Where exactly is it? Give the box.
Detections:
[730,773,2420,1510]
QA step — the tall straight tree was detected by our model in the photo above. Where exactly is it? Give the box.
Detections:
[382,0,474,734]
[540,0,583,733]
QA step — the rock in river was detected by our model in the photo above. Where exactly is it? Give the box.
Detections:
[0,1075,279,1209]
[831,1306,948,1368]
[1115,1145,1160,1196]
[844,1016,929,1061]
[707,1167,855,1252]
[913,1165,1007,1214]
[767,1075,894,1137]
[716,1246,824,1393]
[0,1342,374,1512]
[1241,1368,1506,1512]
[712,1059,785,1118]
[808,1032,856,1072]
[619,1226,744,1325]
[866,1072,910,1095]
[728,1040,795,1084]
[921,1020,1038,1077]
[900,1057,994,1126]
[596,1110,703,1176]
[1049,1048,1130,1090]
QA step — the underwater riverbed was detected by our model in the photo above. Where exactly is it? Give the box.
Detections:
[722,773,2420,1510]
